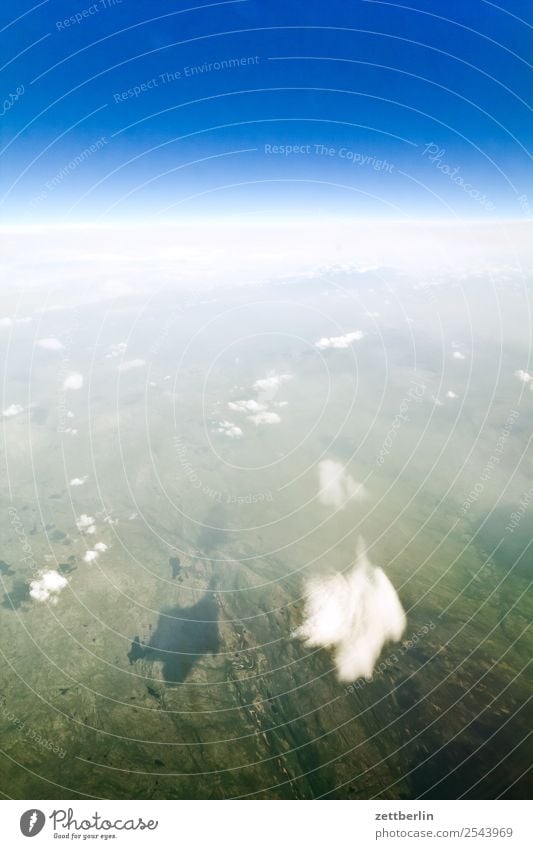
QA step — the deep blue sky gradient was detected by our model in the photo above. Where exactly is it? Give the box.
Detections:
[0,0,531,222]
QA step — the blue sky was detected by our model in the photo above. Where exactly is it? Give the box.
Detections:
[0,0,531,222]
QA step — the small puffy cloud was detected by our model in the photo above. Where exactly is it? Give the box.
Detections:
[118,358,145,372]
[315,330,364,350]
[64,427,78,435]
[105,342,127,359]
[29,570,68,604]
[94,542,108,552]
[83,550,98,563]
[515,369,533,384]
[318,460,366,509]
[76,514,95,534]
[69,476,87,486]
[228,399,266,413]
[2,403,24,418]
[0,316,31,328]
[247,411,281,425]
[253,373,292,392]
[64,372,83,390]
[253,373,292,402]
[37,337,63,351]
[76,513,94,529]
[452,351,466,360]
[294,542,406,682]
[446,390,458,399]
[215,420,243,438]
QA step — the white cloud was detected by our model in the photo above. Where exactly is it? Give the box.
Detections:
[253,374,292,392]
[294,541,406,682]
[37,337,63,350]
[3,221,533,303]
[252,372,292,401]
[118,358,145,372]
[215,420,243,438]
[63,372,83,390]
[227,375,292,423]
[29,570,68,604]
[515,369,533,384]
[318,460,367,509]
[247,411,281,425]
[69,476,87,486]
[452,351,466,360]
[76,514,95,533]
[446,390,458,399]
[94,542,108,552]
[83,550,98,563]
[105,342,127,359]
[228,399,266,413]
[315,330,364,350]
[0,316,31,328]
[76,513,94,529]
[2,403,24,418]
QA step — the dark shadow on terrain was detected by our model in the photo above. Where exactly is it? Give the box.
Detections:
[2,579,29,610]
[128,590,219,684]
[0,561,14,576]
